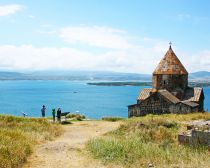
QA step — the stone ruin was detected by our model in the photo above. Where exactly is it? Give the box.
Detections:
[178,120,210,148]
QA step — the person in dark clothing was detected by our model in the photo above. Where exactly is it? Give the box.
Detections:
[41,105,46,117]
[52,108,56,122]
[57,108,61,123]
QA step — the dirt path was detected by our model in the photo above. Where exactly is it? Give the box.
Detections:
[23,121,120,168]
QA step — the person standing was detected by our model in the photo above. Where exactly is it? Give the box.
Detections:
[57,108,61,123]
[41,105,46,117]
[52,108,56,122]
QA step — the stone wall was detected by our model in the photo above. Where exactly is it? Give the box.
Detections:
[152,74,188,98]
[170,103,198,114]
[197,93,205,112]
[178,130,210,147]
[128,92,199,117]
[128,92,172,117]
[128,104,145,117]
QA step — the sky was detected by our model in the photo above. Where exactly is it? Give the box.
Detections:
[0,0,210,73]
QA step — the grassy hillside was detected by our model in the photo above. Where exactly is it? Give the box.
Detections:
[0,115,62,168]
[87,113,210,168]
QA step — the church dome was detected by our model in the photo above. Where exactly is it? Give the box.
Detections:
[153,45,188,75]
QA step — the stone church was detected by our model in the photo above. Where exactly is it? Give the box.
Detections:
[128,45,204,117]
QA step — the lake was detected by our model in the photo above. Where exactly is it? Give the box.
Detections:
[0,80,209,119]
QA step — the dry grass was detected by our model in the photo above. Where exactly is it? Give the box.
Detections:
[87,113,210,168]
[0,115,63,168]
[66,113,86,121]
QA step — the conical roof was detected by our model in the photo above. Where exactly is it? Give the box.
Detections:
[153,46,188,75]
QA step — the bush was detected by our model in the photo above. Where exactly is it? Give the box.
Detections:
[66,113,86,121]
[61,120,72,125]
[102,117,125,122]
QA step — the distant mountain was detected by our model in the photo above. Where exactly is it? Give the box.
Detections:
[0,70,209,81]
[189,71,210,81]
[23,70,150,81]
[29,70,210,81]
[0,72,28,80]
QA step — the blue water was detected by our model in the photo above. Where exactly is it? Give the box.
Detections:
[0,80,209,119]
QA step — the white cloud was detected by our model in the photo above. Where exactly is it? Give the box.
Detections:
[59,26,133,49]
[186,50,210,72]
[0,43,209,73]
[0,45,97,71]
[28,15,35,19]
[178,14,191,20]
[38,30,57,35]
[0,4,22,17]
[177,13,208,23]
[40,24,53,28]
[0,25,209,73]
[0,43,160,73]
[0,42,177,73]
[38,24,57,35]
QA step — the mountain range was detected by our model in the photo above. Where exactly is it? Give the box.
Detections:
[0,70,210,82]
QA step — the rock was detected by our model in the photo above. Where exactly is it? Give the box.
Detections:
[148,163,154,167]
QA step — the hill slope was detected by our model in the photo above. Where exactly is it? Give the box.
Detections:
[0,115,62,168]
[87,113,210,168]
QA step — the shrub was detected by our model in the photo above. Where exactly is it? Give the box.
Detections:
[61,120,72,125]
[66,113,86,121]
[102,117,125,122]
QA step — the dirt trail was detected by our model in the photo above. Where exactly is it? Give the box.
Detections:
[23,121,120,168]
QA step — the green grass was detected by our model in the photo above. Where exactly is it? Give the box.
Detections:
[0,115,63,168]
[87,113,210,168]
